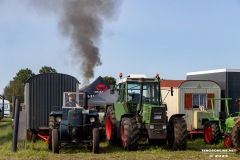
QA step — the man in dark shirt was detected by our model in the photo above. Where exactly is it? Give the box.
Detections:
[65,93,78,107]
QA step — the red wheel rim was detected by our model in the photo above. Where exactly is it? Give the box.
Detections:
[121,125,126,146]
[106,116,112,140]
[224,136,231,148]
[204,125,212,143]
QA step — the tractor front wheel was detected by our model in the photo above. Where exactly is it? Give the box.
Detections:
[121,117,140,151]
[105,106,118,145]
[52,129,59,154]
[224,133,233,148]
[204,122,220,144]
[93,128,100,154]
[168,117,188,150]
[231,123,240,148]
[48,116,55,150]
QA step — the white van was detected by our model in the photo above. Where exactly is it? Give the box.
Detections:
[0,99,10,117]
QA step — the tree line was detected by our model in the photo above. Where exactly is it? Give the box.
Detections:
[3,66,57,103]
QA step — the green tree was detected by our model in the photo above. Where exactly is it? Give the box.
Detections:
[39,66,57,74]
[4,68,35,102]
[103,76,116,85]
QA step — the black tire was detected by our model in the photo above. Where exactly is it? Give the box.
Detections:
[168,117,188,150]
[121,117,140,151]
[52,129,59,154]
[105,106,118,145]
[93,128,100,154]
[231,123,240,148]
[148,139,167,146]
[32,133,38,143]
[48,116,55,150]
[203,122,220,144]
[224,133,233,148]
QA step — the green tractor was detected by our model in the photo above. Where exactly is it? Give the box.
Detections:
[105,73,188,151]
[48,92,100,153]
[202,98,240,148]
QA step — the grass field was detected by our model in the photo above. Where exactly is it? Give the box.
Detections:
[0,117,239,160]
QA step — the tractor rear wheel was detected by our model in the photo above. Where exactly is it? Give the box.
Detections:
[168,117,187,150]
[121,117,140,151]
[231,123,240,148]
[48,116,55,150]
[224,133,233,148]
[52,129,59,154]
[204,122,220,144]
[93,128,100,154]
[105,106,118,145]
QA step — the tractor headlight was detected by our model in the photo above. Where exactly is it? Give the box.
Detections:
[89,117,95,123]
[162,125,167,129]
[56,116,62,122]
[150,125,154,129]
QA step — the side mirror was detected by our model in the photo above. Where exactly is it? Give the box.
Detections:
[110,85,115,94]
[171,87,173,96]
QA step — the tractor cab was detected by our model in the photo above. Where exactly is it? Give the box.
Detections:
[116,74,164,115]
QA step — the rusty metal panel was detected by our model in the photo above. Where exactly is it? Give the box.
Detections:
[24,73,80,130]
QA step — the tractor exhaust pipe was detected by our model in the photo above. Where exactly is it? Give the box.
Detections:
[83,92,88,110]
[137,78,144,114]
[83,92,88,138]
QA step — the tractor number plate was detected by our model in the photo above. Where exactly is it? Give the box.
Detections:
[154,115,161,120]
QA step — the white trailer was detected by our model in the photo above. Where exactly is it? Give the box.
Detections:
[0,99,10,117]
[161,80,221,139]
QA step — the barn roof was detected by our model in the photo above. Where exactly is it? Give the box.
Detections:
[161,80,186,88]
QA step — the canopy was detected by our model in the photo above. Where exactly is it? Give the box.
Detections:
[88,89,118,105]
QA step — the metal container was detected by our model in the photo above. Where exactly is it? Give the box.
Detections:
[24,73,80,132]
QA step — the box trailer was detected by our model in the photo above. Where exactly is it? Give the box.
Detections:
[161,80,221,139]
[24,73,79,141]
[0,99,10,117]
[187,68,240,113]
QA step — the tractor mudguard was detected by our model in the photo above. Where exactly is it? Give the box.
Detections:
[170,114,185,119]
[202,118,220,126]
[121,113,136,119]
[50,111,62,117]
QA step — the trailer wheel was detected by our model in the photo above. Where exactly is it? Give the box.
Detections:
[204,122,220,144]
[121,117,140,151]
[224,133,233,148]
[105,106,118,145]
[93,128,100,154]
[231,123,240,148]
[52,129,59,154]
[32,133,38,142]
[48,116,55,150]
[168,117,187,150]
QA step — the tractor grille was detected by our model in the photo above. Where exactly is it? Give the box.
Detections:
[150,107,166,123]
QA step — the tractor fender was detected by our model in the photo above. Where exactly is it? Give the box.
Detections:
[202,118,219,126]
[49,111,62,117]
[234,118,240,125]
[169,114,185,120]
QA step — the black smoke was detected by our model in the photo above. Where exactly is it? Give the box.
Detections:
[30,0,122,84]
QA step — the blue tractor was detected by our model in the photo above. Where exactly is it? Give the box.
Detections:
[48,92,100,153]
